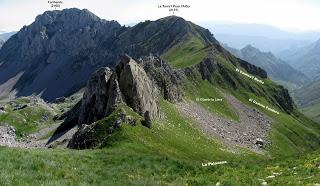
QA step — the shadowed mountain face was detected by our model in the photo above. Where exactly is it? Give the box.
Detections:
[225,44,310,87]
[0,8,121,101]
[0,9,218,101]
[0,8,263,102]
[0,39,4,48]
[0,32,17,42]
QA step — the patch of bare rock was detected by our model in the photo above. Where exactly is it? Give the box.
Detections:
[0,124,49,148]
[176,93,273,152]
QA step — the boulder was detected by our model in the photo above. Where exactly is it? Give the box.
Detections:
[78,68,123,125]
[137,55,182,102]
[255,138,264,147]
[116,55,160,119]
[142,111,152,128]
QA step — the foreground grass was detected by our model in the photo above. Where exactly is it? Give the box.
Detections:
[1,100,319,185]
[0,145,319,185]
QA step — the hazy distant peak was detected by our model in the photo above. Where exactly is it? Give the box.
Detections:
[241,44,260,53]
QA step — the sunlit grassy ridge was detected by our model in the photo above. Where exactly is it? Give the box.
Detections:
[162,36,209,68]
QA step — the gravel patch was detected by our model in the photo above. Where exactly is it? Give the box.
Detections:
[176,93,273,152]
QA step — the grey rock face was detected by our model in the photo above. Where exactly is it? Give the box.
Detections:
[54,54,181,138]
[78,67,123,125]
[142,111,152,128]
[0,12,218,102]
[78,54,160,124]
[0,8,121,101]
[116,55,160,119]
[137,55,182,102]
[0,125,16,147]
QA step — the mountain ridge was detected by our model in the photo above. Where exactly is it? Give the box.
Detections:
[224,44,309,87]
[0,8,266,102]
[279,38,320,80]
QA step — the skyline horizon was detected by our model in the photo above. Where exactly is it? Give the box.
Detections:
[1,0,320,33]
[1,8,320,35]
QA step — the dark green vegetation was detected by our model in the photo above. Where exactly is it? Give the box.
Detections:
[184,80,239,121]
[301,103,320,123]
[294,77,320,108]
[0,98,56,137]
[0,99,319,185]
[294,80,320,122]
[0,147,319,185]
[162,36,209,68]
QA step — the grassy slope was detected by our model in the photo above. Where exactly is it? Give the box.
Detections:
[184,80,239,121]
[161,32,320,158]
[163,35,320,157]
[0,98,56,137]
[0,30,319,185]
[162,36,208,68]
[0,83,319,185]
[301,102,320,122]
[0,100,319,185]
[211,54,320,157]
[0,91,82,137]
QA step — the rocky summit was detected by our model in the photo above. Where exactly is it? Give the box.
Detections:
[116,55,160,119]
[0,8,121,101]
[65,55,182,148]
[51,54,183,148]
[79,54,161,126]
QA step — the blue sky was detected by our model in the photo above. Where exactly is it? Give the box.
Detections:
[0,0,320,32]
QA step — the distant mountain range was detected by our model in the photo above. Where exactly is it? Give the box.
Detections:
[0,32,16,49]
[199,22,320,54]
[279,39,320,80]
[295,79,320,122]
[0,31,16,41]
[224,44,309,87]
[0,8,294,117]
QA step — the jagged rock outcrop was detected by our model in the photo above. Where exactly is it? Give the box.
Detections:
[0,8,121,101]
[137,55,182,102]
[64,55,169,148]
[116,55,160,118]
[0,11,217,102]
[78,68,123,125]
[53,55,167,138]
